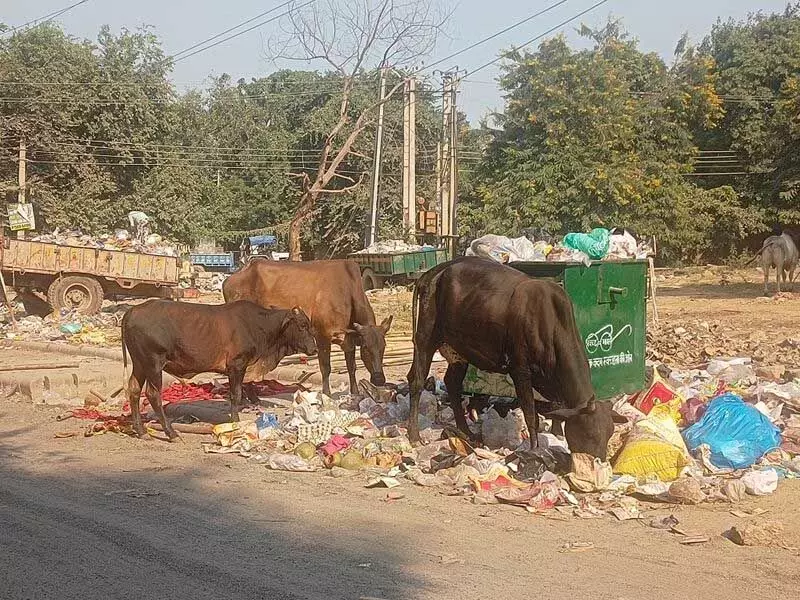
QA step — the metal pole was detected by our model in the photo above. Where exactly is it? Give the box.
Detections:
[367,67,388,248]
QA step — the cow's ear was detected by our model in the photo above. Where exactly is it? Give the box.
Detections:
[291,306,302,316]
[379,315,393,334]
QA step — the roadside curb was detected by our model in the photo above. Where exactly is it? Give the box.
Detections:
[0,339,121,362]
[0,340,355,391]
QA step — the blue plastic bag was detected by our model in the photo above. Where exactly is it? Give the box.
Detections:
[682,393,781,469]
[256,412,279,430]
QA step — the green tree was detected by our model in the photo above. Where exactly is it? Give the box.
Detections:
[466,24,744,262]
[697,4,800,224]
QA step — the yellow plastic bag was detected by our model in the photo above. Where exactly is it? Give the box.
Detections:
[613,411,690,482]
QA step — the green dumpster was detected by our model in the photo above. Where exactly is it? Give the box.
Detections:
[462,260,648,400]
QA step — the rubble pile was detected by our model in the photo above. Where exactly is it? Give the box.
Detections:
[648,319,800,370]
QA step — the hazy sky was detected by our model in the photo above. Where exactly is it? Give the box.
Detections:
[2,0,793,120]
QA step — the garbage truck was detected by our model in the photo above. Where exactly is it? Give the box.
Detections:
[0,233,187,314]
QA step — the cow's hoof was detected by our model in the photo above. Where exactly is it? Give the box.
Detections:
[167,433,183,443]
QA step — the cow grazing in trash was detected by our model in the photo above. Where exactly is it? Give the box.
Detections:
[223,259,392,395]
[122,300,316,440]
[407,257,615,459]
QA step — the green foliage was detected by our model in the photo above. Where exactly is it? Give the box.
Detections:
[697,4,800,223]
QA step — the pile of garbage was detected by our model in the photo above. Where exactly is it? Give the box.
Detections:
[354,240,435,255]
[190,357,798,522]
[59,352,799,533]
[2,308,121,346]
[467,228,652,265]
[192,271,228,292]
[28,228,178,257]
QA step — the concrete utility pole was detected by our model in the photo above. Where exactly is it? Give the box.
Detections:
[437,71,459,256]
[367,66,389,248]
[401,77,417,239]
[17,139,26,204]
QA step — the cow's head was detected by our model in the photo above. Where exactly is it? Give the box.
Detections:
[281,306,317,357]
[545,398,615,460]
[350,316,393,387]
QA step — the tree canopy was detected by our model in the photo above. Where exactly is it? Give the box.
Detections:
[3,3,800,264]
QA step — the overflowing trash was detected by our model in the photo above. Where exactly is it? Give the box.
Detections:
[354,240,434,254]
[26,222,178,257]
[465,227,652,265]
[2,308,121,346]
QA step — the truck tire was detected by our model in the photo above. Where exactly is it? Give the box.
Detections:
[360,268,383,291]
[47,276,104,315]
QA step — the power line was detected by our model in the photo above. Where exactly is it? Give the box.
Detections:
[171,0,319,65]
[420,0,572,73]
[3,0,90,35]
[169,1,296,62]
[463,0,612,80]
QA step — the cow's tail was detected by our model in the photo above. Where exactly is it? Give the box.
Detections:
[745,244,769,266]
[121,320,129,392]
[411,281,419,337]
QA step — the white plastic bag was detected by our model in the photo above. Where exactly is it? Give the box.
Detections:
[481,408,526,450]
[741,469,778,496]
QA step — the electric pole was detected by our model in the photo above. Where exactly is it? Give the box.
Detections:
[17,139,26,204]
[367,66,388,248]
[402,76,417,240]
[437,71,460,256]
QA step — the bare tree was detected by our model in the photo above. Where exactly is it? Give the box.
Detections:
[268,0,448,260]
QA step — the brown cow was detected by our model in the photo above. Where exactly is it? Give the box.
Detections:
[122,300,317,440]
[223,259,392,395]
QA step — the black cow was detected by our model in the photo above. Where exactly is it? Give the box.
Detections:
[122,300,317,440]
[407,257,615,459]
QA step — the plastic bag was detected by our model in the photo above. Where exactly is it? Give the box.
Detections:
[613,411,690,482]
[566,453,612,492]
[481,408,526,450]
[266,453,317,472]
[741,469,778,496]
[513,447,572,482]
[562,228,610,260]
[682,393,782,470]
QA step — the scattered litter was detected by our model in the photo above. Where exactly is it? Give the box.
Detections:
[741,469,779,496]
[668,478,706,505]
[560,542,594,553]
[678,535,709,545]
[365,477,401,489]
[650,515,680,530]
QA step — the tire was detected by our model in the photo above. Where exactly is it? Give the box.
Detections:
[47,276,104,315]
[361,268,382,291]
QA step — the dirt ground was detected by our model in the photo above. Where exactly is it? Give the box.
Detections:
[1,267,800,599]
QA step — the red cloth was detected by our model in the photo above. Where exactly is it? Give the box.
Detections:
[320,434,351,457]
[121,379,304,413]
